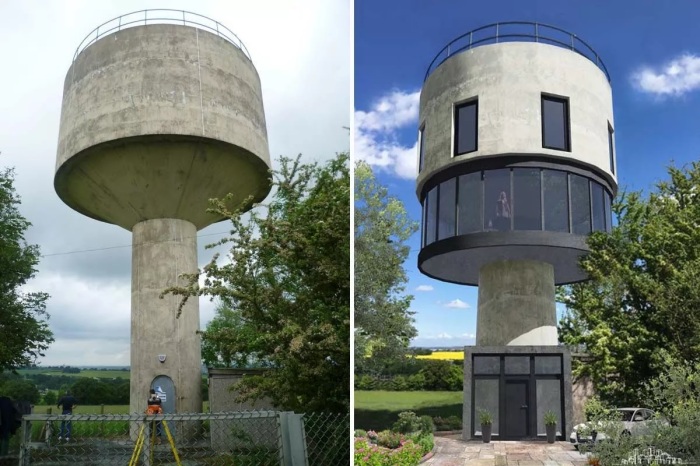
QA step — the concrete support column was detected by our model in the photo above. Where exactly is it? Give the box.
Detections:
[476,259,557,346]
[130,219,202,416]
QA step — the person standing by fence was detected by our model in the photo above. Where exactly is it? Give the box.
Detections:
[56,391,77,441]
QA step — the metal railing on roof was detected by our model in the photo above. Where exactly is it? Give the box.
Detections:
[424,21,611,83]
[72,9,251,62]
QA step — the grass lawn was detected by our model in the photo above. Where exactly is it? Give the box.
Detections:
[32,405,130,414]
[354,391,462,432]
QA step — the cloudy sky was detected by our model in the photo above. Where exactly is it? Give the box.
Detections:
[0,0,349,366]
[355,0,700,347]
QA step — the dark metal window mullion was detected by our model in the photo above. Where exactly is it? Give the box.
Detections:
[567,174,573,234]
[454,175,460,237]
[540,169,545,230]
[510,168,514,230]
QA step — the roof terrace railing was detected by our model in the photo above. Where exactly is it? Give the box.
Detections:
[424,22,611,83]
[72,9,251,62]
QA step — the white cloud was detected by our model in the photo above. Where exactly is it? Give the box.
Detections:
[435,332,453,339]
[415,285,434,292]
[631,53,700,97]
[461,333,476,339]
[354,89,420,179]
[445,299,470,309]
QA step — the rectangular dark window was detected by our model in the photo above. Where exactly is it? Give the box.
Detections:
[454,100,478,156]
[458,172,483,234]
[513,168,542,230]
[543,170,569,232]
[438,178,456,240]
[418,125,425,172]
[484,169,511,231]
[591,183,606,232]
[570,174,591,235]
[608,123,615,174]
[542,95,570,151]
[425,187,437,245]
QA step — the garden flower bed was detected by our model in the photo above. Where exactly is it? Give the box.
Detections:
[354,412,435,466]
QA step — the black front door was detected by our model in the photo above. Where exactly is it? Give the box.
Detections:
[504,380,529,438]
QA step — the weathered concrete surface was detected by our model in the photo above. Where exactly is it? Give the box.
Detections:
[476,260,557,346]
[423,437,588,466]
[130,218,201,416]
[55,24,271,230]
[417,41,616,199]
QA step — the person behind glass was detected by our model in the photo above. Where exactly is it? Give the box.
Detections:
[146,389,164,444]
[494,191,511,231]
[56,390,77,441]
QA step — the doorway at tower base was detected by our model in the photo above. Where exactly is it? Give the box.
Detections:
[462,346,573,441]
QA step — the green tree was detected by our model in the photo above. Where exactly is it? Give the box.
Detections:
[0,167,53,372]
[559,163,700,405]
[166,154,350,413]
[69,378,105,405]
[354,162,418,373]
[201,302,272,369]
[0,378,40,403]
[42,390,57,405]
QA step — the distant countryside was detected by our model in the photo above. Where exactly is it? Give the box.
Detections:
[0,366,210,410]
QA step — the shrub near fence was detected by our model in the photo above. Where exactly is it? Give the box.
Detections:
[356,360,463,391]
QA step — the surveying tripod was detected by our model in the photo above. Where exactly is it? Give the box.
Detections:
[128,418,182,466]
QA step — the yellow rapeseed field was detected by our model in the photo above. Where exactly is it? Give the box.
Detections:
[416,351,464,361]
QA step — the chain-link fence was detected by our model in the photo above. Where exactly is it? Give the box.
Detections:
[303,412,350,465]
[8,410,349,466]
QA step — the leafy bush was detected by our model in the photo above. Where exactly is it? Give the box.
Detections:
[418,360,463,391]
[355,429,367,438]
[376,430,402,449]
[390,375,408,391]
[392,411,420,434]
[416,434,434,456]
[418,415,434,435]
[356,375,376,390]
[406,373,425,391]
[354,438,424,466]
[433,415,462,431]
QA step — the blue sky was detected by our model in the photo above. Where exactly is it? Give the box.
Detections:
[354,0,700,348]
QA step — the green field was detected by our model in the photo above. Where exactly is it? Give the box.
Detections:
[18,369,130,379]
[354,390,462,431]
[32,405,130,414]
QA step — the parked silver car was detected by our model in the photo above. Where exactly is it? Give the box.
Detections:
[570,408,661,447]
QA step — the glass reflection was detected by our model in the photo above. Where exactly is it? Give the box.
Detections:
[484,169,511,231]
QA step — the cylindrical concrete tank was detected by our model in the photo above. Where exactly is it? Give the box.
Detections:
[416,23,617,347]
[417,28,617,287]
[56,22,271,230]
[54,11,272,418]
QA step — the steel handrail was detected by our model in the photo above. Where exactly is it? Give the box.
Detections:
[424,21,610,83]
[72,9,251,62]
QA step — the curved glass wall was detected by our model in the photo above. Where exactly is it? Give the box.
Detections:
[422,168,613,247]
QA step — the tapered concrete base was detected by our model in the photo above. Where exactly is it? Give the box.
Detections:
[476,260,557,346]
[130,219,202,417]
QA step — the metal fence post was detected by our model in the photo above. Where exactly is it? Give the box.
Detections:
[278,412,309,466]
[18,417,31,466]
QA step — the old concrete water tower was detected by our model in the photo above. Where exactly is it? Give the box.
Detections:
[55,10,271,416]
[417,22,616,440]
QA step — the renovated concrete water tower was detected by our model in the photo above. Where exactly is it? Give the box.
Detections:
[55,11,271,417]
[417,23,616,440]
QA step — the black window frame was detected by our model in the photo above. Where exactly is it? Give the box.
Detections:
[541,94,571,152]
[454,99,478,156]
[608,122,615,174]
[418,123,426,172]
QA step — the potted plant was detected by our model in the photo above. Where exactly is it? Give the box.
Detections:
[544,411,558,443]
[479,410,493,443]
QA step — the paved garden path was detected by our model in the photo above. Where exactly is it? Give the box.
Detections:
[422,436,590,466]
